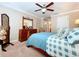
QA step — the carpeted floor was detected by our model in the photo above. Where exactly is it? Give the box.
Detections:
[0,41,45,57]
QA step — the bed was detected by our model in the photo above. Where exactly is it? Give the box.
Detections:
[26,32,55,56]
[26,28,79,57]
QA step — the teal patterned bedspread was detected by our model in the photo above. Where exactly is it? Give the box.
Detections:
[26,32,54,51]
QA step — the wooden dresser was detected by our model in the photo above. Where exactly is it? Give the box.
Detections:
[19,29,37,42]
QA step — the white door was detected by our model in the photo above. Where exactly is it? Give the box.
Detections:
[57,15,69,29]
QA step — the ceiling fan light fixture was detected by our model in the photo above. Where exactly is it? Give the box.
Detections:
[42,12,45,14]
[41,8,46,12]
[35,2,54,14]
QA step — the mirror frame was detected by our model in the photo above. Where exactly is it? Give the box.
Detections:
[22,16,33,29]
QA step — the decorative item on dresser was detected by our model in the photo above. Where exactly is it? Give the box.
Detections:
[19,28,37,42]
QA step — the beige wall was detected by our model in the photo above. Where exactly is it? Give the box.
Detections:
[69,11,79,28]
[51,11,79,31]
[61,11,79,28]
[0,6,40,42]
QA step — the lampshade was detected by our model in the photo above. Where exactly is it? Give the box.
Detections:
[75,19,79,25]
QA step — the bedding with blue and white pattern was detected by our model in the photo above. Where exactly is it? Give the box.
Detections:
[26,28,79,57]
[46,35,79,57]
[46,28,79,57]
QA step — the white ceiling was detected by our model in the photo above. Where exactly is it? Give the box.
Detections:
[0,2,79,18]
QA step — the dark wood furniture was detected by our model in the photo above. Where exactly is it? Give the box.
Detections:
[1,14,13,52]
[27,45,51,57]
[0,40,6,51]
[19,28,37,42]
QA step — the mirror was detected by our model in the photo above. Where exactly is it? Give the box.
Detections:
[1,14,10,43]
[1,14,9,30]
[22,16,33,29]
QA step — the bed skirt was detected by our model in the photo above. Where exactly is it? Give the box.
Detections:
[27,45,51,57]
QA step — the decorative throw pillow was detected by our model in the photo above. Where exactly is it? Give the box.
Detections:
[67,29,79,44]
[56,28,64,37]
[56,28,70,40]
[60,28,69,39]
[69,28,79,34]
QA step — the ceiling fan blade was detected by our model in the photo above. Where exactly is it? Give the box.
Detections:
[46,2,54,8]
[35,3,43,8]
[35,9,41,12]
[47,9,54,11]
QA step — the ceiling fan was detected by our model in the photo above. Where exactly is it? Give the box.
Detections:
[35,2,54,14]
